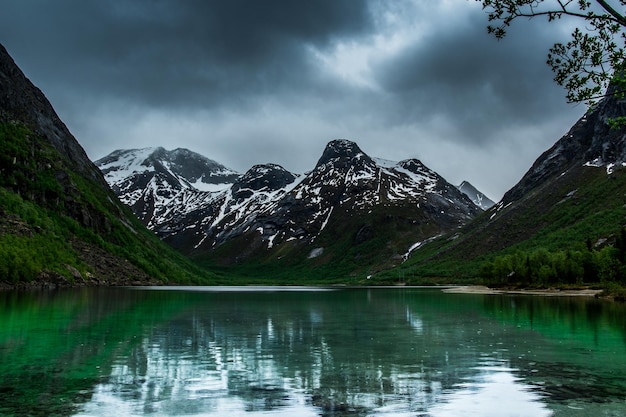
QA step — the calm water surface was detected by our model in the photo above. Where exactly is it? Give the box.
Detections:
[0,287,624,416]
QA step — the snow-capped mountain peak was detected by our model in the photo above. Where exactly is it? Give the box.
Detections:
[97,147,160,184]
[97,140,483,265]
[95,147,240,226]
[97,147,239,194]
[315,139,374,169]
[232,164,297,199]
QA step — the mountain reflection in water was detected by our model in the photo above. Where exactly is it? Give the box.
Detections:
[0,287,624,416]
[79,354,550,417]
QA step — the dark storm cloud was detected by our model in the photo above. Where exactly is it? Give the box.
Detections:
[0,0,586,199]
[369,9,576,145]
[0,0,373,109]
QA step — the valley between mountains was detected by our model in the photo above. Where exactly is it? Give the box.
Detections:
[2,40,626,292]
[93,77,626,289]
[95,141,492,279]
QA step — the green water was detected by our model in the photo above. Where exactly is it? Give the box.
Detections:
[0,287,624,416]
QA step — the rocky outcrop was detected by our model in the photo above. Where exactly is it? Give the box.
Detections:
[502,83,626,204]
[0,44,105,186]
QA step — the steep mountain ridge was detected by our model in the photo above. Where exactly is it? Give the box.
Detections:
[0,43,213,286]
[501,83,626,205]
[0,44,103,185]
[399,83,626,280]
[98,139,483,276]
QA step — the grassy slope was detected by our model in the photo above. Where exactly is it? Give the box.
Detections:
[0,122,219,286]
[196,204,441,284]
[373,165,626,285]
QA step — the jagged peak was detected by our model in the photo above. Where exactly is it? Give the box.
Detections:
[151,147,236,174]
[100,147,220,164]
[243,163,291,175]
[328,138,359,149]
[315,139,374,168]
[95,146,240,194]
[147,146,168,159]
[457,180,479,192]
[166,147,214,162]
[97,147,236,171]
[95,147,160,173]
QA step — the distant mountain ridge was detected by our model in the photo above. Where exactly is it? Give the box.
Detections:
[97,140,485,275]
[456,181,495,210]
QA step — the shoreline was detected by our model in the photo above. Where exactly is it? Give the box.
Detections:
[442,285,603,297]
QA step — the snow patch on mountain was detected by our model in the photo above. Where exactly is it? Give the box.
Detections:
[189,178,233,192]
[98,148,157,185]
[583,158,626,175]
[373,157,399,168]
[97,140,483,258]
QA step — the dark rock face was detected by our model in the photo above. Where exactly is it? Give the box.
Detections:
[502,84,626,204]
[0,44,105,186]
[584,84,626,163]
[315,139,374,169]
[0,43,117,233]
[0,42,184,286]
[231,164,296,200]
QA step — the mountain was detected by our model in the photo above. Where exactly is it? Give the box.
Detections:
[456,181,495,210]
[97,139,482,278]
[96,147,239,227]
[398,82,626,282]
[0,43,214,287]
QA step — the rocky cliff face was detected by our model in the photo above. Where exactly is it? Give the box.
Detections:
[97,140,483,268]
[501,84,626,205]
[0,44,104,186]
[0,44,116,234]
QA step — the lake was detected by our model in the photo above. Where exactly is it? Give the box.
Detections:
[0,286,624,416]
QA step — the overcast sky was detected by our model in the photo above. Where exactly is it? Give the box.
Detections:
[0,0,586,200]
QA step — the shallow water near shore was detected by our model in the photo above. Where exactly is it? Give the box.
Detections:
[0,286,624,416]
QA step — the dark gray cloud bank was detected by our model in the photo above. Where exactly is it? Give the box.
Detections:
[0,0,585,200]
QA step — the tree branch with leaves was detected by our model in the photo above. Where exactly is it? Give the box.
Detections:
[478,0,626,104]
